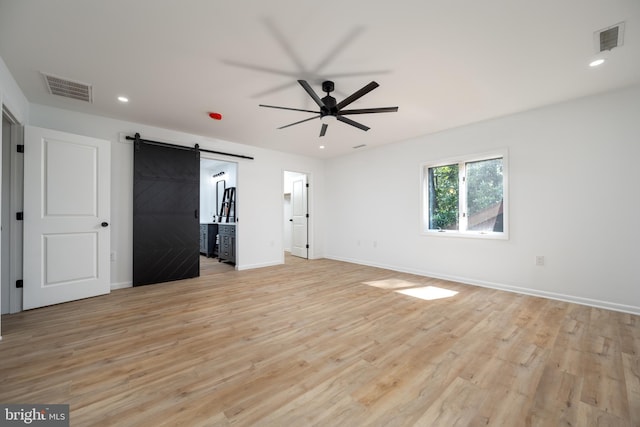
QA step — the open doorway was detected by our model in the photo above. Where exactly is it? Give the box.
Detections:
[1,109,23,314]
[200,158,237,275]
[283,171,309,259]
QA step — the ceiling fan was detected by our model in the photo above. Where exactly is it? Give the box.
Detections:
[259,80,398,137]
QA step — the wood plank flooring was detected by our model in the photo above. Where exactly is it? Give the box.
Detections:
[1,255,638,426]
[200,255,236,276]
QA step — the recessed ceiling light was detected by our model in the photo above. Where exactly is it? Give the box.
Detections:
[589,58,605,67]
[319,145,325,149]
[117,96,129,103]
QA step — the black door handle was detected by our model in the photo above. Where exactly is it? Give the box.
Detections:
[289,219,293,222]
[101,222,109,227]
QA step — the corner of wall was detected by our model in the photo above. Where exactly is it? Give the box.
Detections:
[0,55,29,123]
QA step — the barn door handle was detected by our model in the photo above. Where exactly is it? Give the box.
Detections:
[194,209,198,219]
[101,222,109,227]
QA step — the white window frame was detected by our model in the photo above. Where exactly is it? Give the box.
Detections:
[420,149,509,240]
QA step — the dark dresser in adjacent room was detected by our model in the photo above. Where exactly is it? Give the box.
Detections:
[218,223,236,264]
[199,223,218,258]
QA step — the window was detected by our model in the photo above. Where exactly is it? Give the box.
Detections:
[422,151,507,238]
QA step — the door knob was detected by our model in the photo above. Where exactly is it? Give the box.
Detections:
[101,222,109,227]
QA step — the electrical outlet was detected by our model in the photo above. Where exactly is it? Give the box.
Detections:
[111,251,117,262]
[535,255,545,266]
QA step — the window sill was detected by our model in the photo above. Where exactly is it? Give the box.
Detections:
[422,230,509,240]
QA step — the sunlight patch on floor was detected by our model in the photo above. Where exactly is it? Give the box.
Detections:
[363,279,459,301]
[363,278,421,290]
[395,286,458,301]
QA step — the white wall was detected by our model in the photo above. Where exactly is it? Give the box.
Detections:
[200,160,236,224]
[0,56,29,124]
[325,85,640,314]
[199,165,214,224]
[28,104,326,285]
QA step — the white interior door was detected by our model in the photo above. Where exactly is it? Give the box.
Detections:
[23,126,110,310]
[291,175,308,258]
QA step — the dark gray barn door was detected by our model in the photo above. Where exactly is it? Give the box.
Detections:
[133,141,200,286]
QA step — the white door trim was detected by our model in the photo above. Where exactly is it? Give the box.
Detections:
[7,117,23,314]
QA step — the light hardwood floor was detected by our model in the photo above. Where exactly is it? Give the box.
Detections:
[1,255,638,426]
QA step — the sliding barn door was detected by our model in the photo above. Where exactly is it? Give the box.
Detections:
[133,141,199,286]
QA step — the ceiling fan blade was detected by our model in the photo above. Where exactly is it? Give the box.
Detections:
[278,115,320,130]
[320,123,328,137]
[336,115,370,132]
[298,80,325,108]
[339,107,398,115]
[259,104,318,113]
[335,81,379,110]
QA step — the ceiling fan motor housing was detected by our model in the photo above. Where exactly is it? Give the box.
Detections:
[321,81,337,117]
[321,95,337,117]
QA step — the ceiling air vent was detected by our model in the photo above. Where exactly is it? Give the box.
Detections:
[352,144,367,149]
[42,73,93,103]
[595,22,625,52]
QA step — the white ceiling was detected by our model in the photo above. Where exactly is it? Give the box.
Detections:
[1,0,639,159]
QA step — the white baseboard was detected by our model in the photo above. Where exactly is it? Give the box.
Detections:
[236,260,283,271]
[111,281,132,290]
[325,255,640,316]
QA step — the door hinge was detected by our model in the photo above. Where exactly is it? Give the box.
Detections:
[306,213,309,218]
[16,212,24,221]
[16,280,23,288]
[17,144,24,153]
[306,244,309,249]
[306,183,309,188]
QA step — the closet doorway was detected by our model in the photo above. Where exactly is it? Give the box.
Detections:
[283,171,309,259]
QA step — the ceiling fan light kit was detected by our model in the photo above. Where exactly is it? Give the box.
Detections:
[259,80,398,137]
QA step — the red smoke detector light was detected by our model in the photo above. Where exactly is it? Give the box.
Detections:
[208,112,222,120]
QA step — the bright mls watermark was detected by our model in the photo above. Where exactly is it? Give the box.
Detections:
[1,404,69,426]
